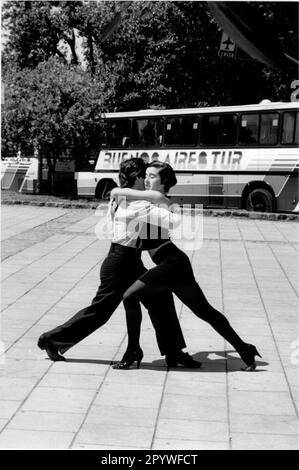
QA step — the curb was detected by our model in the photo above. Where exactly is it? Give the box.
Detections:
[1,199,100,210]
[2,198,299,221]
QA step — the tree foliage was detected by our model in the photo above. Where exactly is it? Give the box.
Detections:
[2,56,115,191]
[1,1,297,193]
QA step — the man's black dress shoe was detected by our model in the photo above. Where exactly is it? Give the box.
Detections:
[166,351,202,368]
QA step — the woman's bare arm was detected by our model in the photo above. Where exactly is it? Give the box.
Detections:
[110,187,170,205]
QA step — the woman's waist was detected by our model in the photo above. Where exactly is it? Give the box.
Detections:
[148,241,173,258]
[150,241,184,263]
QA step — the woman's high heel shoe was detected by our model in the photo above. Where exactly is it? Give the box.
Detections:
[238,344,261,371]
[166,351,202,369]
[112,348,144,370]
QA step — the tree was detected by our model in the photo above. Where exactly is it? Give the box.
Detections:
[95,1,297,109]
[2,1,66,69]
[1,0,127,72]
[2,57,115,193]
[2,1,297,110]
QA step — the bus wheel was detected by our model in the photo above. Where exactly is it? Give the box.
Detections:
[246,188,274,212]
[95,181,116,200]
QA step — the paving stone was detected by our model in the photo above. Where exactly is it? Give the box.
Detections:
[105,368,166,386]
[152,438,229,450]
[22,387,95,413]
[160,393,227,422]
[0,401,22,419]
[156,418,229,442]
[85,405,158,428]
[0,378,37,401]
[93,382,163,409]
[72,443,147,450]
[65,345,118,361]
[48,361,109,376]
[0,429,74,449]
[231,432,298,450]
[1,359,50,379]
[229,390,296,416]
[0,420,8,432]
[5,345,48,361]
[7,410,84,433]
[164,377,226,397]
[39,373,102,390]
[229,371,290,392]
[75,422,154,448]
[167,368,226,383]
[230,413,298,435]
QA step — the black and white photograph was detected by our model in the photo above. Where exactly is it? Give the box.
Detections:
[1,0,298,454]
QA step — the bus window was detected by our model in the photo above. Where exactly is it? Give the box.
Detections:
[239,114,259,144]
[201,115,220,145]
[132,119,163,146]
[181,116,199,145]
[259,113,279,145]
[106,119,131,147]
[165,118,181,145]
[165,116,199,146]
[282,112,296,144]
[219,114,237,145]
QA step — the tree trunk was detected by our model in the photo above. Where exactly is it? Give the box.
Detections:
[37,153,43,194]
[55,47,67,63]
[87,32,96,75]
[47,157,56,194]
[67,29,78,65]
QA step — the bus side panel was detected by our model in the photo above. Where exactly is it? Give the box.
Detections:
[20,176,37,194]
[168,173,194,204]
[170,173,241,208]
[266,172,299,212]
[1,158,38,193]
[76,171,119,198]
[76,172,97,197]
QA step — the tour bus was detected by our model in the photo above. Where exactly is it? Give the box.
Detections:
[76,101,299,212]
[1,156,38,193]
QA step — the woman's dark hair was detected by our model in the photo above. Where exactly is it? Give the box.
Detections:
[147,161,177,192]
[119,158,146,188]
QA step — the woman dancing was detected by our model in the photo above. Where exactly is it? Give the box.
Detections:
[111,161,261,371]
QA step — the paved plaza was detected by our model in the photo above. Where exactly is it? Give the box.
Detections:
[0,204,298,450]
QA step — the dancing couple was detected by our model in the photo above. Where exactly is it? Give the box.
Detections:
[38,158,260,371]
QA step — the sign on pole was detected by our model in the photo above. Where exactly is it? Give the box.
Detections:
[218,31,236,58]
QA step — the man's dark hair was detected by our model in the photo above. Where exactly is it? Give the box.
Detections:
[119,158,146,188]
[147,161,177,192]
